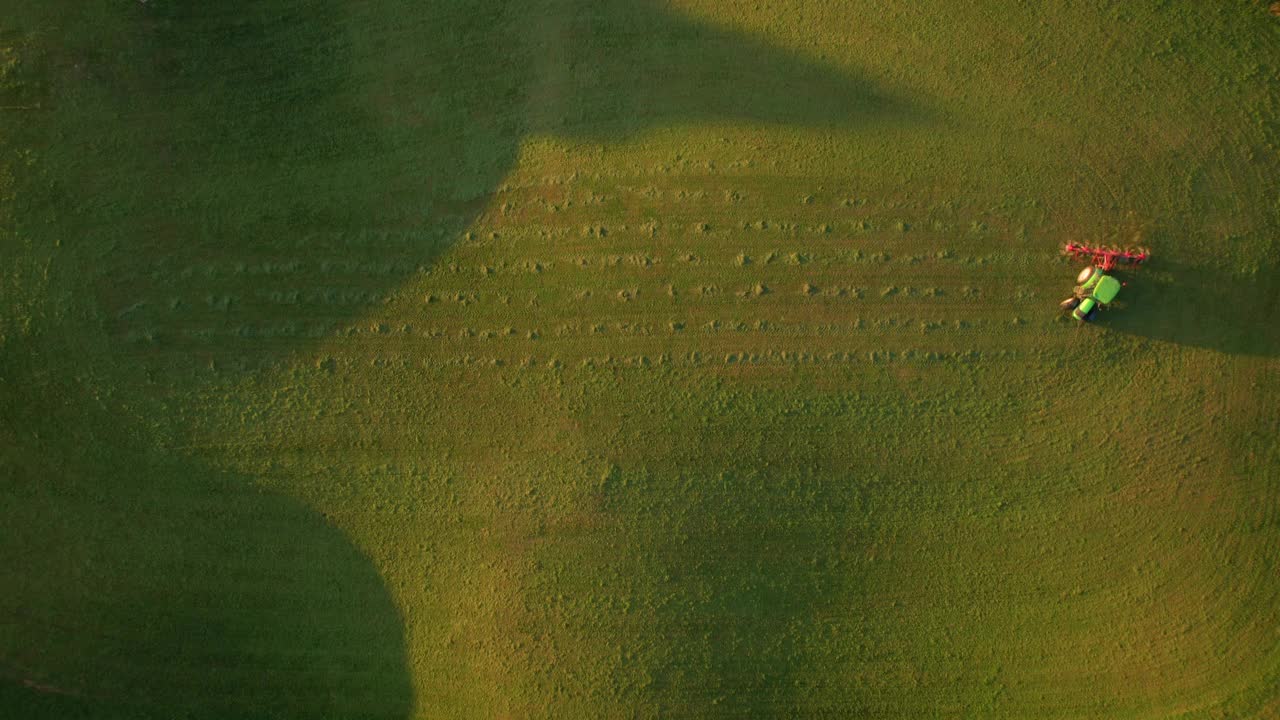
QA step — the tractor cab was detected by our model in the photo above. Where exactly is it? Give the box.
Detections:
[1061,266,1122,321]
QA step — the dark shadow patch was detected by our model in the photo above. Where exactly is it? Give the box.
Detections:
[1089,258,1280,357]
[3,1,926,713]
[9,0,925,367]
[570,382,877,717]
[0,345,412,720]
[525,0,922,138]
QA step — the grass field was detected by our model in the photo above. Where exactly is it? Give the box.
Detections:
[2,1,1279,717]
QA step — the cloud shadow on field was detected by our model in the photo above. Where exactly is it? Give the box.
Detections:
[0,347,412,720]
[1088,258,1280,357]
[629,466,868,717]
[4,0,925,714]
[14,0,926,367]
[571,384,880,717]
[523,0,918,138]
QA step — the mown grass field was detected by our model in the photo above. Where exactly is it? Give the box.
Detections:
[2,1,1279,717]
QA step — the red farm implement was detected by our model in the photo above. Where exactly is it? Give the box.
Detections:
[1062,242,1150,272]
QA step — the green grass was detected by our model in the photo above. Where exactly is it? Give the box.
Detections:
[2,1,1279,717]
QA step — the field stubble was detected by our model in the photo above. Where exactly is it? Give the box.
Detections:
[2,1,1279,718]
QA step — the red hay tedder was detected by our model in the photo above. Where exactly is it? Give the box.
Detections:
[1062,242,1150,272]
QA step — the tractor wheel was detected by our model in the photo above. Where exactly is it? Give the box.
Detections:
[1060,297,1080,311]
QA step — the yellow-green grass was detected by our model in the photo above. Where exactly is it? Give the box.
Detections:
[2,1,1278,717]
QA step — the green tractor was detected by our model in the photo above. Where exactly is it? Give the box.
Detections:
[1058,243,1149,321]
